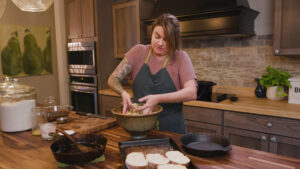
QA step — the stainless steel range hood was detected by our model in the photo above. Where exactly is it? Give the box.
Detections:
[143,0,259,40]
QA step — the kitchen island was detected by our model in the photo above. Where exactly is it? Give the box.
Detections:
[0,126,299,169]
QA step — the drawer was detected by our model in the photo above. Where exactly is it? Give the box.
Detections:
[183,106,222,125]
[185,120,222,136]
[224,111,300,139]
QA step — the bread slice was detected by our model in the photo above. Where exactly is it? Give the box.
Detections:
[157,164,187,169]
[165,151,190,166]
[146,153,169,169]
[125,152,148,169]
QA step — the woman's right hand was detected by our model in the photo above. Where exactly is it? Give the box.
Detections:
[121,91,132,114]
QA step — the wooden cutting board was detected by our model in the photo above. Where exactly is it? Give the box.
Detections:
[57,112,117,134]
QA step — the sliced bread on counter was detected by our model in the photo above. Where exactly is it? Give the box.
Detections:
[125,152,148,169]
[165,151,190,166]
[146,153,170,169]
[125,150,190,169]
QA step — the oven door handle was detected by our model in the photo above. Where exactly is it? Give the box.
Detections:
[71,88,96,94]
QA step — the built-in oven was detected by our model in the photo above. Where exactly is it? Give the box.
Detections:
[70,74,98,114]
[67,41,96,75]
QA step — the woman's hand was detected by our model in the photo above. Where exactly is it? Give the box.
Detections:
[121,91,132,114]
[136,94,160,114]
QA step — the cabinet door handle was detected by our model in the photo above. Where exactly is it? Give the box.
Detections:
[275,49,280,54]
[261,136,267,141]
[267,122,272,128]
[270,136,277,143]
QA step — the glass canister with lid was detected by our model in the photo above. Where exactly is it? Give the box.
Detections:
[0,77,36,132]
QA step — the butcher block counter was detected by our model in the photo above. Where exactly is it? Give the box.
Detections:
[99,88,300,120]
[0,126,300,169]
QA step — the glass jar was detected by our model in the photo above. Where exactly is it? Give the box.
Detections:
[0,77,36,132]
[40,122,56,140]
[32,107,46,135]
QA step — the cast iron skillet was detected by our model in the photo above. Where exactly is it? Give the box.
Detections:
[50,133,107,164]
[180,133,231,157]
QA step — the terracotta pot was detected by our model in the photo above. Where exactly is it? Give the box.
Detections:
[266,86,286,101]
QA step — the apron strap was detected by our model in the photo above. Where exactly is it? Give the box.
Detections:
[145,48,170,68]
[162,55,170,68]
[144,48,152,64]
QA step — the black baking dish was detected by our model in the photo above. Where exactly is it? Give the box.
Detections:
[119,138,197,169]
[180,133,231,157]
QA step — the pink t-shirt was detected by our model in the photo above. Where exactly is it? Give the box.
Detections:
[125,44,196,90]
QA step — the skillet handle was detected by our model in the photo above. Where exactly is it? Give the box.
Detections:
[223,146,232,152]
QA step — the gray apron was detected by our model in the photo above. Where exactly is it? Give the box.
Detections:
[132,48,185,134]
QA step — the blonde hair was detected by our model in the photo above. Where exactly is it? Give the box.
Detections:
[152,13,181,57]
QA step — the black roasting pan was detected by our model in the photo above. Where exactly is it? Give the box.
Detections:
[119,138,197,169]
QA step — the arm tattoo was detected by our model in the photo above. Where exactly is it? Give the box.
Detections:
[108,58,132,94]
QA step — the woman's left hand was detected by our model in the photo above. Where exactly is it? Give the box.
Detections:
[136,95,160,114]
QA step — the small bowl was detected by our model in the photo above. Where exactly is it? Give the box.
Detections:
[111,105,163,139]
[45,105,73,122]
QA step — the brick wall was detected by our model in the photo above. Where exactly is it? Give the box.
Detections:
[183,35,300,87]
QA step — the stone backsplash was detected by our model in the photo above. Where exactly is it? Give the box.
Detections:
[183,35,300,88]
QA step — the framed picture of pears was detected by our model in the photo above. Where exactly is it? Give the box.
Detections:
[0,25,52,77]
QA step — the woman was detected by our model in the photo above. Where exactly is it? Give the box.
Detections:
[108,13,197,134]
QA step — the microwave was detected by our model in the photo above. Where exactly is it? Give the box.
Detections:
[67,41,96,75]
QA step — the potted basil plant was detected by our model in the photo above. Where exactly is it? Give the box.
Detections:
[259,66,292,101]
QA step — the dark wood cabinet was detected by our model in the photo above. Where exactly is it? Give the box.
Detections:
[224,127,269,152]
[224,111,300,158]
[112,0,155,58]
[273,0,300,55]
[186,120,222,136]
[112,0,140,59]
[269,134,300,158]
[182,105,300,158]
[183,106,223,136]
[224,127,300,158]
[224,111,300,139]
[66,0,96,40]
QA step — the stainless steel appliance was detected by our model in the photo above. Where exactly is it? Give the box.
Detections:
[67,41,96,75]
[70,74,98,114]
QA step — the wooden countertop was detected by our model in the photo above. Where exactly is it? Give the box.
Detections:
[99,88,300,120]
[1,126,300,169]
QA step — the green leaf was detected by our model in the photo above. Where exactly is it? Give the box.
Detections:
[259,66,292,89]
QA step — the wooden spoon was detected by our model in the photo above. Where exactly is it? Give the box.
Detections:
[56,128,94,153]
